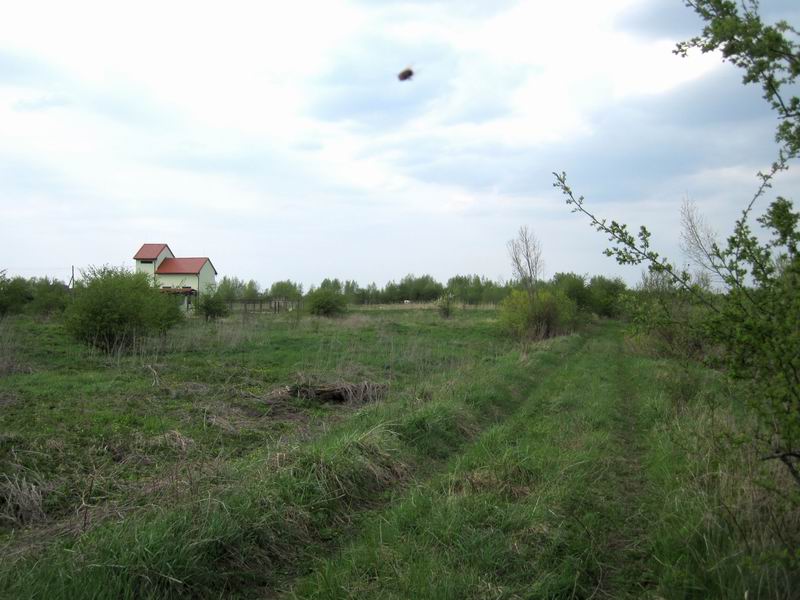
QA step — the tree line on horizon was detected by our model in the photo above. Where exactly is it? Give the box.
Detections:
[206,271,631,311]
[0,266,629,319]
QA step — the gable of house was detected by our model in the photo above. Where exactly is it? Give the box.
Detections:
[134,243,175,277]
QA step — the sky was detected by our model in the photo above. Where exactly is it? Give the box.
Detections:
[1,0,798,290]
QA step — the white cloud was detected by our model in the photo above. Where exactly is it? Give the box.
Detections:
[0,0,789,288]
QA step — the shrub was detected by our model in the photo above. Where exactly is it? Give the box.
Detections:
[27,277,70,317]
[64,266,183,352]
[0,274,33,319]
[196,289,229,321]
[626,271,718,362]
[307,288,347,317]
[552,272,590,310]
[586,275,627,317]
[500,289,578,340]
[437,293,455,318]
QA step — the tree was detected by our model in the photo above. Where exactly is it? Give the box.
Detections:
[269,280,303,301]
[217,276,245,302]
[554,1,800,486]
[343,280,360,303]
[242,279,261,301]
[507,226,544,297]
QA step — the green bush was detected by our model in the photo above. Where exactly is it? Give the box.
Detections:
[587,275,627,317]
[0,274,33,318]
[307,287,347,317]
[64,266,183,352]
[28,277,70,317]
[552,272,590,310]
[196,290,230,321]
[437,293,455,318]
[500,289,578,340]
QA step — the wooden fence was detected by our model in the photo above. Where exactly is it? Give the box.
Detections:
[225,298,302,314]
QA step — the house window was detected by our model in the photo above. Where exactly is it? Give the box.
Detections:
[140,260,154,264]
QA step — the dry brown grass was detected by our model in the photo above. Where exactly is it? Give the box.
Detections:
[445,468,534,500]
[266,374,388,405]
[337,314,373,328]
[0,474,47,527]
[148,430,195,453]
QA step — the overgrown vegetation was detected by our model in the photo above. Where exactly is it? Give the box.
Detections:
[500,288,578,340]
[64,266,183,352]
[195,287,230,322]
[2,302,796,597]
[498,228,625,340]
[0,271,69,319]
[307,287,348,317]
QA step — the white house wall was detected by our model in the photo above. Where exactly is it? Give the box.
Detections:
[155,247,174,269]
[154,263,215,295]
[198,262,216,295]
[156,273,200,290]
[135,261,156,278]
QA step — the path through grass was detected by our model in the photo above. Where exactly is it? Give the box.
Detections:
[288,326,659,598]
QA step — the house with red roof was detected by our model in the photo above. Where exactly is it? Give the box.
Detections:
[133,244,217,309]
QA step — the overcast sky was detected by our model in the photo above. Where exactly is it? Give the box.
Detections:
[2,0,798,289]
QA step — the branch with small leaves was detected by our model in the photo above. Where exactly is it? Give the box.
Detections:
[552,171,718,313]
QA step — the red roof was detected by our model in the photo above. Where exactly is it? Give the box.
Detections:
[155,257,216,275]
[134,243,173,260]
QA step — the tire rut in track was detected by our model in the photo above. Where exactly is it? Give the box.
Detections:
[595,337,654,598]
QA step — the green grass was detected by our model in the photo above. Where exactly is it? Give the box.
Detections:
[1,310,797,598]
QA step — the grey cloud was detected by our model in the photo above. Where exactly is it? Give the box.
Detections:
[309,35,528,134]
[755,0,800,23]
[377,66,779,203]
[0,48,181,130]
[154,143,372,205]
[538,67,777,201]
[84,87,183,130]
[13,93,73,111]
[308,36,458,131]
[0,49,59,85]
[616,0,705,40]
[0,155,72,197]
[438,61,530,126]
[352,0,518,19]
[618,0,800,41]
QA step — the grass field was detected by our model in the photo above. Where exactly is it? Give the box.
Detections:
[1,307,798,598]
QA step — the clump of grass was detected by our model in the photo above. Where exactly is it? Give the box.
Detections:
[0,320,31,376]
[1,474,47,527]
[0,426,410,598]
[268,374,388,405]
[646,396,800,598]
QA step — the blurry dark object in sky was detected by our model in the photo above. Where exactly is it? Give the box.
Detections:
[397,68,414,81]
